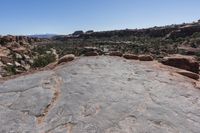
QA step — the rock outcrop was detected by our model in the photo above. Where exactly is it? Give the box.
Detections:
[1,56,200,133]
[57,54,75,64]
[177,70,199,80]
[109,51,123,57]
[123,54,139,60]
[161,55,199,73]
[139,55,154,61]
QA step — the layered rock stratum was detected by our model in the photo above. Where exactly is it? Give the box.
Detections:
[0,56,200,133]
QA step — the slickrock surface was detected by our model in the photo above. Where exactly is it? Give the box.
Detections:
[0,56,200,133]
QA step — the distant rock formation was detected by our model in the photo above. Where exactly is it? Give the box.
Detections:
[72,30,84,37]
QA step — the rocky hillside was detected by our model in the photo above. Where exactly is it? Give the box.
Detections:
[1,20,200,78]
[0,35,53,77]
[1,20,200,132]
[1,56,200,132]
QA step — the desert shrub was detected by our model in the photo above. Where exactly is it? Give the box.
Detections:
[32,53,56,68]
[4,65,17,75]
[195,52,200,57]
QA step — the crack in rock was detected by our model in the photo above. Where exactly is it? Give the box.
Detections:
[37,75,63,125]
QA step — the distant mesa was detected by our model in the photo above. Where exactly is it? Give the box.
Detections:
[72,30,84,36]
[71,30,94,37]
[29,34,57,39]
[85,30,94,34]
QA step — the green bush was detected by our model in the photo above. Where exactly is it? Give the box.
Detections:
[32,53,56,68]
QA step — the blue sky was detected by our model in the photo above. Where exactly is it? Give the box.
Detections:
[0,0,200,35]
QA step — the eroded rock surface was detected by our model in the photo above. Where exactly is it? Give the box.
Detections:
[0,56,200,133]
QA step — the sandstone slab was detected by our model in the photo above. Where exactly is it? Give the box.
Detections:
[0,56,200,133]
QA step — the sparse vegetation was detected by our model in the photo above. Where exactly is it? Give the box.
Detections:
[1,20,200,77]
[32,53,56,68]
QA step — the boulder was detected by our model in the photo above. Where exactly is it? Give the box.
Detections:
[57,54,75,64]
[15,53,23,59]
[23,54,31,60]
[14,61,21,67]
[23,64,31,71]
[161,55,199,73]
[109,51,123,57]
[6,63,14,66]
[139,55,154,61]
[123,54,139,60]
[177,70,199,80]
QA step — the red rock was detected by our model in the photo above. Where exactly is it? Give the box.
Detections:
[0,47,10,57]
[177,70,199,80]
[139,55,153,61]
[1,56,13,64]
[109,51,123,57]
[123,54,139,60]
[161,55,199,73]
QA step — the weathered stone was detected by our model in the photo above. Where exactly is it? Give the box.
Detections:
[20,60,26,65]
[23,54,30,60]
[109,51,123,57]
[123,54,139,60]
[6,63,13,66]
[139,55,154,61]
[161,55,199,73]
[177,70,199,80]
[28,59,34,64]
[23,64,31,71]
[57,54,75,64]
[1,57,200,132]
[15,53,23,59]
[14,61,21,67]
